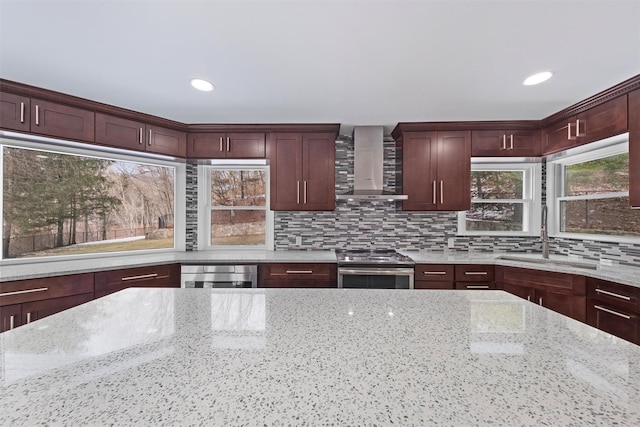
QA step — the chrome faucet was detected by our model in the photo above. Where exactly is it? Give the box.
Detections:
[541,204,549,259]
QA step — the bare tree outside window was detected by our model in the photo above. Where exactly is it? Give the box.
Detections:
[2,146,175,258]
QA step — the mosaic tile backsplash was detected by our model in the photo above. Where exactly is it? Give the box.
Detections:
[185,136,640,267]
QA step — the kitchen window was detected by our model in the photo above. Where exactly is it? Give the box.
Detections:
[458,161,541,235]
[198,163,273,250]
[547,133,639,241]
[1,138,185,260]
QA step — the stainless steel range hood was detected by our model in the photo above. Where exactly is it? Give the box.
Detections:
[336,126,408,201]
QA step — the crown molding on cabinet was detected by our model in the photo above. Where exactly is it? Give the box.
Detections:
[391,120,540,140]
[187,123,340,134]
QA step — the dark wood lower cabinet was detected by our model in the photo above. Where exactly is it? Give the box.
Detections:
[22,292,94,324]
[587,277,640,345]
[94,264,180,298]
[258,263,337,288]
[1,304,23,332]
[536,290,586,323]
[415,281,454,289]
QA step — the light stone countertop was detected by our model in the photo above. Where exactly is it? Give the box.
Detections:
[1,249,638,288]
[1,288,639,426]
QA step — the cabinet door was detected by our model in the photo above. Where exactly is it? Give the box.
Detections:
[227,133,266,158]
[95,113,145,151]
[629,89,640,208]
[270,133,303,210]
[187,132,226,158]
[576,95,627,146]
[543,117,576,155]
[22,292,94,324]
[0,273,94,306]
[502,282,534,302]
[31,99,95,142]
[0,303,22,333]
[437,131,471,211]
[0,92,30,132]
[415,264,455,282]
[536,289,586,322]
[471,130,540,157]
[94,264,180,298]
[146,125,186,157]
[302,133,335,210]
[258,263,337,288]
[401,132,437,211]
[455,264,494,282]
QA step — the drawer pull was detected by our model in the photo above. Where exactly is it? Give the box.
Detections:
[423,271,447,275]
[595,288,631,301]
[26,312,31,324]
[0,287,48,298]
[285,270,313,274]
[121,273,158,281]
[464,271,488,275]
[594,305,631,320]
[539,297,543,306]
[466,285,489,289]
[9,315,15,330]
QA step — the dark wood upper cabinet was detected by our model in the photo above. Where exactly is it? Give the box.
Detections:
[270,132,335,211]
[95,113,146,150]
[543,96,628,155]
[0,92,30,132]
[399,130,471,211]
[629,89,640,208]
[187,132,265,159]
[30,99,95,142]
[147,125,186,157]
[471,129,540,157]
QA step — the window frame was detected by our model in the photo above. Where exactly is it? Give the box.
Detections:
[457,159,542,236]
[0,135,186,262]
[546,132,637,243]
[198,161,273,251]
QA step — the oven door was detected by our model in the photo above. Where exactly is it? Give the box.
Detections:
[338,267,414,289]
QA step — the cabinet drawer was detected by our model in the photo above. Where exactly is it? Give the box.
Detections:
[587,302,639,345]
[496,266,585,295]
[455,282,496,290]
[0,273,94,306]
[587,278,639,312]
[415,264,454,282]
[455,265,494,282]
[95,264,180,297]
[259,263,336,281]
[415,281,454,290]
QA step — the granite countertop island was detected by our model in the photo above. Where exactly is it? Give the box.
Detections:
[1,288,639,426]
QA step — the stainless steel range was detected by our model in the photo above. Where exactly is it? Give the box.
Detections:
[336,249,415,289]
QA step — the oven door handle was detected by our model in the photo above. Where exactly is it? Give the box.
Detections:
[338,268,415,276]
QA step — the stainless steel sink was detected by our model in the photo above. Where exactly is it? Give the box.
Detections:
[496,255,598,270]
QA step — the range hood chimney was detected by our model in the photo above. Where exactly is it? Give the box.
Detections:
[335,126,408,201]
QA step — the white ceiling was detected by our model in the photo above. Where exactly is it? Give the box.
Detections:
[1,0,639,135]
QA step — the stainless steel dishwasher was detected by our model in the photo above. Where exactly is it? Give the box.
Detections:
[181,265,257,288]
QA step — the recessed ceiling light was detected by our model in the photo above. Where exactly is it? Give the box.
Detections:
[523,71,553,86]
[190,78,214,92]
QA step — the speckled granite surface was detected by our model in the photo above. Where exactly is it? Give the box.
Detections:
[1,288,639,426]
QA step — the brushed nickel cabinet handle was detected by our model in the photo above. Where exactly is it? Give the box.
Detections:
[20,102,25,123]
[304,181,308,204]
[423,271,448,275]
[595,288,632,301]
[440,181,444,205]
[139,128,143,144]
[594,305,631,320]
[35,105,39,126]
[219,136,223,152]
[0,287,48,297]
[285,270,313,274]
[576,119,585,137]
[567,122,575,140]
[297,181,300,204]
[121,273,158,281]
[527,295,531,301]
[466,285,489,289]
[148,129,152,146]
[226,136,230,152]
[432,181,436,205]
[501,134,506,150]
[464,271,488,275]
[509,134,514,149]
[539,297,543,306]
[26,312,31,324]
[9,315,15,330]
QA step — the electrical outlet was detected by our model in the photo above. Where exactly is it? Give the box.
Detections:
[447,237,455,249]
[295,236,302,246]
